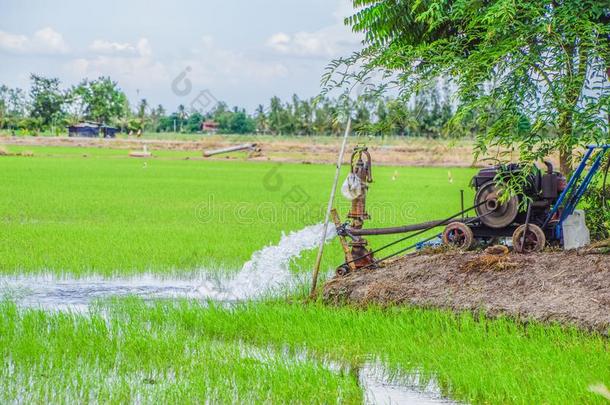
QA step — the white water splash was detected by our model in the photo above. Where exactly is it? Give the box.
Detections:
[201,222,336,300]
[0,223,336,310]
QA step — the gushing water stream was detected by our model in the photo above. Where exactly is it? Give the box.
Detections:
[205,222,336,300]
[0,223,334,310]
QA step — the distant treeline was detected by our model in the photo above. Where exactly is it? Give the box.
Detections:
[0,74,472,137]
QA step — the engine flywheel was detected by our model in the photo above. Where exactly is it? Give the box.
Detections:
[474,181,519,229]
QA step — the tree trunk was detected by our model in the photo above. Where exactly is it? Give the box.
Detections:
[558,111,573,175]
[555,42,588,176]
[559,147,572,176]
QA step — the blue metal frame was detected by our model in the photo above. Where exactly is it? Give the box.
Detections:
[543,145,610,241]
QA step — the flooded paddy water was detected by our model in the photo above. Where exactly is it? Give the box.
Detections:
[0,223,332,310]
[0,223,460,404]
[239,344,459,405]
[359,363,458,405]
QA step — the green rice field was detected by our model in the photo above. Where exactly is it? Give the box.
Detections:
[0,143,608,404]
[0,145,475,276]
[1,298,609,404]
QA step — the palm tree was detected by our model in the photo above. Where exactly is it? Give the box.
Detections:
[255,104,269,134]
[177,104,187,132]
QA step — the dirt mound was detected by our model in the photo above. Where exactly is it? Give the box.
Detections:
[323,251,610,333]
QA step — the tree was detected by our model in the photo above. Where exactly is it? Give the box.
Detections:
[296,97,314,135]
[0,85,7,129]
[268,96,284,135]
[334,0,610,174]
[29,74,65,128]
[1,74,463,137]
[413,82,453,138]
[71,77,128,124]
[228,109,255,134]
[352,97,372,134]
[372,99,389,137]
[5,87,27,130]
[313,98,341,135]
[177,104,187,132]
[7,87,27,118]
[255,104,269,134]
[151,104,165,132]
[137,98,148,120]
[185,111,203,132]
[137,98,149,130]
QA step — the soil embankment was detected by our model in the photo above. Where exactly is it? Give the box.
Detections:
[0,135,479,167]
[324,251,610,332]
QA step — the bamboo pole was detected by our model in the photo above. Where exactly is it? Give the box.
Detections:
[309,118,352,298]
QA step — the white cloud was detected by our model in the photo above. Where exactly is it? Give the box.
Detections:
[200,35,214,49]
[267,32,291,53]
[90,40,136,54]
[72,34,287,91]
[89,38,152,57]
[66,56,168,84]
[33,27,69,53]
[136,38,152,57]
[0,31,28,52]
[184,35,289,83]
[66,37,169,92]
[64,34,289,112]
[267,31,342,57]
[0,27,69,54]
[265,5,361,58]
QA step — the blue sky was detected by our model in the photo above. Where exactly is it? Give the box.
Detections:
[0,0,361,112]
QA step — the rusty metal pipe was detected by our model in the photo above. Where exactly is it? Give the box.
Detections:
[347,219,453,236]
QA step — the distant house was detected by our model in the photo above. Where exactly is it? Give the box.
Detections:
[68,122,119,138]
[100,125,119,138]
[202,120,219,134]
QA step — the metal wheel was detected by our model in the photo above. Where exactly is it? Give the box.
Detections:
[512,224,546,253]
[336,264,351,277]
[475,181,519,229]
[442,222,475,250]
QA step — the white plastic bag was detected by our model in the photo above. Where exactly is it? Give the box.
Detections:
[341,173,363,200]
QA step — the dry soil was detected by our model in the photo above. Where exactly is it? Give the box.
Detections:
[324,250,610,333]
